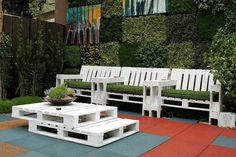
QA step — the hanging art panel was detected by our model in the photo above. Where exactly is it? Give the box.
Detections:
[66,4,101,45]
[123,0,168,16]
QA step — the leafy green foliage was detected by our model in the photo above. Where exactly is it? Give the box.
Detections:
[135,40,166,68]
[122,16,167,44]
[166,42,195,68]
[166,14,196,43]
[196,11,226,40]
[47,85,69,100]
[65,81,91,90]
[119,43,138,67]
[169,0,197,13]
[0,100,13,113]
[11,96,42,105]
[80,45,101,65]
[68,0,104,7]
[102,0,123,18]
[64,46,80,68]
[207,28,236,112]
[107,84,143,95]
[63,68,80,74]
[100,42,120,66]
[0,33,12,99]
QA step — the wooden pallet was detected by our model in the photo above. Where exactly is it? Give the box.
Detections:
[29,118,139,147]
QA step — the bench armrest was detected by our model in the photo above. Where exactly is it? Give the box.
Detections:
[56,74,83,86]
[91,77,125,84]
[143,80,177,88]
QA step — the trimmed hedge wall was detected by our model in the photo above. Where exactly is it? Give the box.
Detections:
[119,43,138,67]
[166,14,196,43]
[168,0,197,14]
[122,15,167,44]
[100,42,120,66]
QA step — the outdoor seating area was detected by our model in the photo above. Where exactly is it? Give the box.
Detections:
[0,0,236,157]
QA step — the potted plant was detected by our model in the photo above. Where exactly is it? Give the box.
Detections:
[44,85,76,106]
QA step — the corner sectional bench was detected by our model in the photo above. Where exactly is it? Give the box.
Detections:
[142,69,222,124]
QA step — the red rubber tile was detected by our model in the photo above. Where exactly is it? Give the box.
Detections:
[221,128,236,138]
[199,145,236,157]
[142,119,192,137]
[139,117,165,131]
[142,124,223,157]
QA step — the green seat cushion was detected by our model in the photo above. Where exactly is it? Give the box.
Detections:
[162,89,211,101]
[65,81,91,90]
[107,84,143,95]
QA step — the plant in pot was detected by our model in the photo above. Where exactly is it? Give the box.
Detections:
[44,85,76,106]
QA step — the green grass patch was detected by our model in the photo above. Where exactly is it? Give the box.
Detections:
[0,100,14,113]
[11,96,43,105]
[65,81,91,89]
[107,84,143,95]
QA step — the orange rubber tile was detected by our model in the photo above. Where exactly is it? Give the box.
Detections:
[118,114,141,120]
[142,124,223,157]
[199,145,236,157]
[139,117,165,131]
[220,128,236,138]
[0,119,28,131]
[142,119,192,137]
[0,142,30,157]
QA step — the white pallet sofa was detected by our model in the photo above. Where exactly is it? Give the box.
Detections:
[56,65,121,98]
[143,69,222,124]
[91,67,170,106]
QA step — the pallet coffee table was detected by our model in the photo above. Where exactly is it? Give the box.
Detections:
[12,102,139,147]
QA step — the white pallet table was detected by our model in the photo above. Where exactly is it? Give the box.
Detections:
[12,102,117,129]
[29,118,139,147]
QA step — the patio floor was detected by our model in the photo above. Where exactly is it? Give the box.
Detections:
[0,112,236,157]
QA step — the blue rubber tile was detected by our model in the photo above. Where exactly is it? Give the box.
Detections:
[0,127,34,142]
[118,110,142,117]
[167,117,198,124]
[80,150,129,157]
[9,134,61,150]
[101,133,169,157]
[0,114,16,122]
[37,141,95,157]
[16,151,52,157]
[213,136,236,149]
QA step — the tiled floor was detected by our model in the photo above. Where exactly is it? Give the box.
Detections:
[0,112,235,157]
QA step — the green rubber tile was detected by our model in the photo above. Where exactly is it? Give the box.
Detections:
[37,141,95,157]
[9,134,61,150]
[81,150,130,157]
[0,127,34,142]
[101,133,169,157]
[16,151,52,157]
[213,136,236,149]
[0,114,16,122]
[167,117,198,124]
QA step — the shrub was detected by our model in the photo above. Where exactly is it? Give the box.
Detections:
[122,16,167,44]
[64,46,80,68]
[166,41,195,68]
[166,14,196,43]
[101,0,123,18]
[47,85,69,100]
[80,45,101,65]
[135,40,166,68]
[100,42,120,66]
[168,0,197,14]
[119,43,138,67]
[63,68,80,74]
[0,100,13,113]
[11,96,43,105]
[207,28,236,112]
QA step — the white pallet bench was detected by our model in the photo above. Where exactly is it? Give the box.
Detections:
[29,118,139,147]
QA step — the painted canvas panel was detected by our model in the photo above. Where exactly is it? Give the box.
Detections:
[66,5,101,45]
[123,0,168,16]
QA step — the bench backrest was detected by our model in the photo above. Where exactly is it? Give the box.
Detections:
[80,66,121,82]
[170,69,217,91]
[120,67,170,86]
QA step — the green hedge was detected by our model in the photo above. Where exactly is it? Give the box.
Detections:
[168,0,197,14]
[63,68,80,74]
[122,15,167,44]
[80,45,101,65]
[65,81,91,89]
[107,84,143,95]
[100,42,120,66]
[166,41,195,68]
[101,0,123,18]
[119,43,138,67]
[166,14,196,43]
[196,11,226,40]
[0,96,43,113]
[64,46,80,68]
